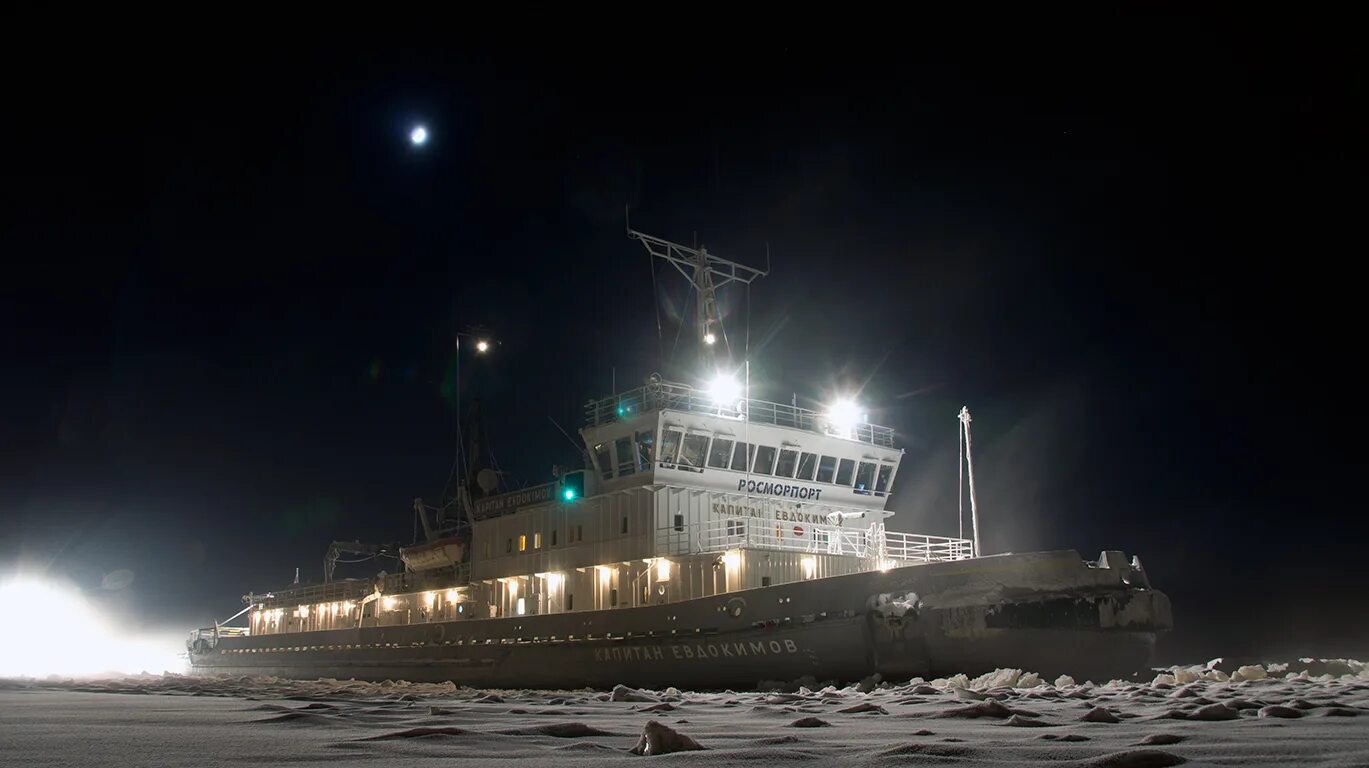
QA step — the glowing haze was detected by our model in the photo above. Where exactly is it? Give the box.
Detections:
[0,578,186,678]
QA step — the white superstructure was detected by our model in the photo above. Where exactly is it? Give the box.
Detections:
[243,229,972,635]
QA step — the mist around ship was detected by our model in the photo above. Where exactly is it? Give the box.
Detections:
[3,12,1366,768]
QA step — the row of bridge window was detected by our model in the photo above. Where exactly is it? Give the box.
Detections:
[595,429,893,495]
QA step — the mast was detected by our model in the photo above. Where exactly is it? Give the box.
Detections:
[628,228,768,370]
[959,406,983,557]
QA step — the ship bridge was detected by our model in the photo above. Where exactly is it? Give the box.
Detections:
[581,378,901,508]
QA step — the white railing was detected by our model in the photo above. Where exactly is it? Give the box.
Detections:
[881,530,974,563]
[585,379,896,447]
[659,517,972,564]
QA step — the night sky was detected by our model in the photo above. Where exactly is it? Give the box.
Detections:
[2,21,1363,663]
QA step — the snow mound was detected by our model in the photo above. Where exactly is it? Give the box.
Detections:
[629,720,705,755]
[1231,665,1268,682]
[970,668,1022,689]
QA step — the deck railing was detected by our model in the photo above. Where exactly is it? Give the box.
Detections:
[252,564,471,608]
[656,517,972,564]
[880,530,975,562]
[585,379,896,448]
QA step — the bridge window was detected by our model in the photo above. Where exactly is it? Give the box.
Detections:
[594,443,612,480]
[708,438,734,468]
[854,461,876,494]
[726,519,746,536]
[796,452,818,481]
[836,458,856,486]
[576,524,583,542]
[534,531,543,549]
[679,434,709,468]
[730,442,754,472]
[635,430,654,470]
[674,513,684,532]
[551,529,558,546]
[506,538,513,553]
[816,455,837,483]
[518,534,527,552]
[659,429,683,464]
[752,445,777,475]
[616,437,635,476]
[775,449,798,477]
[876,464,893,494]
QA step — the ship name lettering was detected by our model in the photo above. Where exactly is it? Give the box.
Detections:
[597,640,801,664]
[710,505,829,526]
[737,479,822,501]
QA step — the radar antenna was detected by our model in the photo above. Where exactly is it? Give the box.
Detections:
[628,226,768,366]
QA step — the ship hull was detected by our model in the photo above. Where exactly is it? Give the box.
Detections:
[190,550,1170,688]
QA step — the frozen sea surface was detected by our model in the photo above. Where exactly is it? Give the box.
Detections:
[2,661,1367,766]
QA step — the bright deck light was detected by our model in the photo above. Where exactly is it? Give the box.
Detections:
[706,372,741,406]
[655,558,672,581]
[722,550,741,570]
[409,125,428,145]
[827,398,866,432]
[475,339,490,353]
[702,332,716,345]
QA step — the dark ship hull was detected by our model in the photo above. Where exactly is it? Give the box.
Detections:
[189,550,1170,688]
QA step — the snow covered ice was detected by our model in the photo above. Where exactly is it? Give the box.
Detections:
[1,660,1367,766]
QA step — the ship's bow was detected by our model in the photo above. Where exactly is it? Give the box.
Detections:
[868,550,1171,681]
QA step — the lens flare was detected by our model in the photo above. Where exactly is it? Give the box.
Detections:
[826,398,866,433]
[707,372,741,406]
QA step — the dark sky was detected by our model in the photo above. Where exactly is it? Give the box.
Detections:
[2,19,1363,662]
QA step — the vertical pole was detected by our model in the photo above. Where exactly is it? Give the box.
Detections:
[958,414,964,541]
[959,407,983,557]
[454,333,461,510]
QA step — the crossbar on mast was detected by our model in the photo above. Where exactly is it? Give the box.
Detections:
[627,229,769,289]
